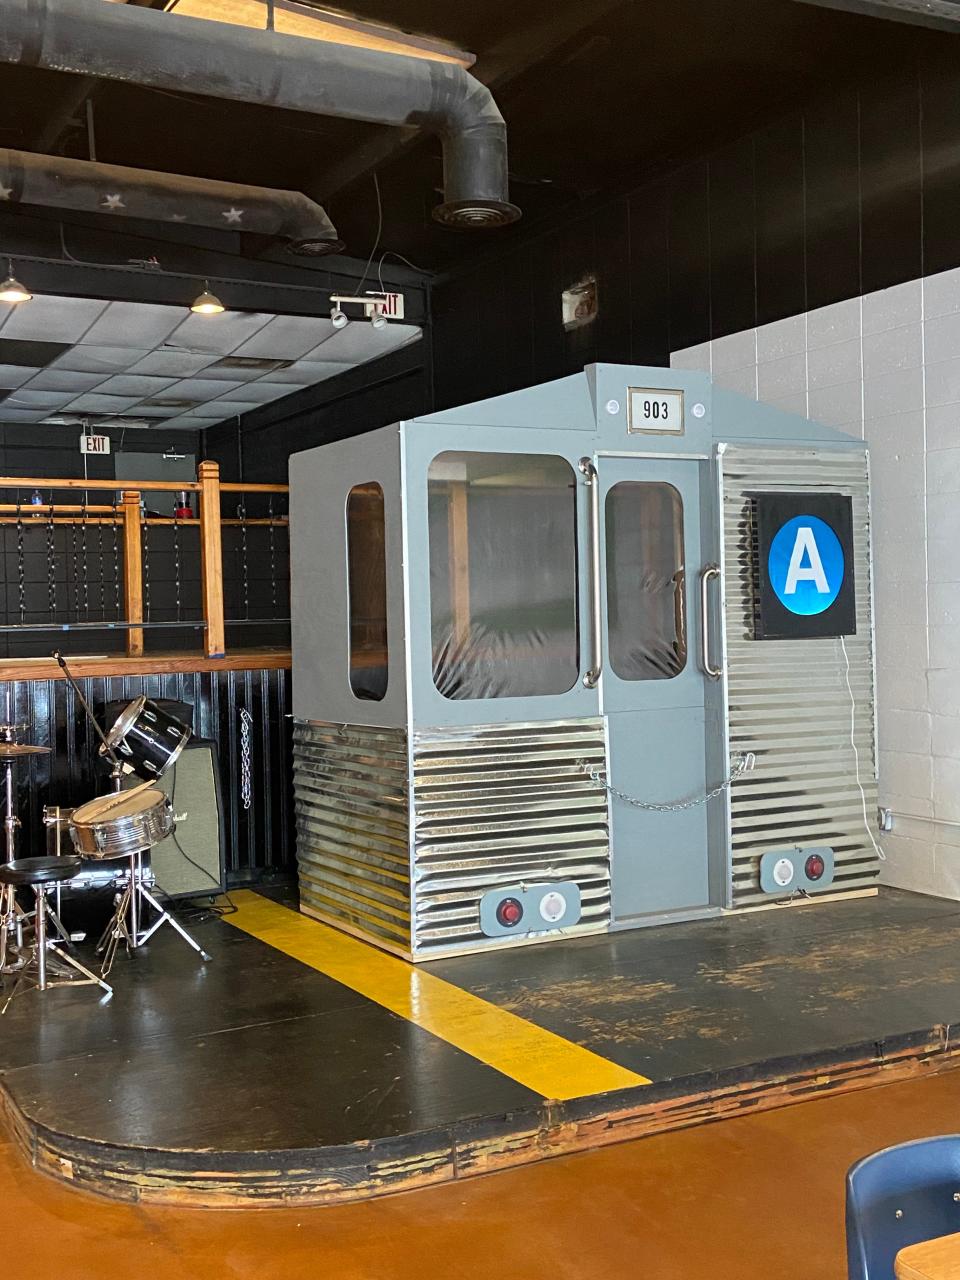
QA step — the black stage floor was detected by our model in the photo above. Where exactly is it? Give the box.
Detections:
[2,886,960,1205]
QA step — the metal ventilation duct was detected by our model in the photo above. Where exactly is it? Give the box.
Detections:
[0,149,343,256]
[0,0,521,230]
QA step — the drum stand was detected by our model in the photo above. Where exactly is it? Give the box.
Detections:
[97,849,212,977]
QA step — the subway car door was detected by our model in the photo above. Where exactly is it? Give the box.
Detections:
[594,456,715,924]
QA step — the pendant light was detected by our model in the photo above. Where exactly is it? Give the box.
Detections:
[190,280,225,315]
[0,260,32,304]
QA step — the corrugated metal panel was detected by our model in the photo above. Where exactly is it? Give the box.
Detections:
[720,444,879,907]
[293,720,411,949]
[410,719,610,956]
[0,667,293,881]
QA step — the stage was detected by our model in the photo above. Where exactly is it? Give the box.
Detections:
[2,886,960,1206]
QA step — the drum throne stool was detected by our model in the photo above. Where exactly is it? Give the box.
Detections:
[0,856,113,1013]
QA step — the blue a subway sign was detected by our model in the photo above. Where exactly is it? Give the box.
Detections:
[755,494,856,640]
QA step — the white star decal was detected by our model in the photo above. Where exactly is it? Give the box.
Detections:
[0,185,11,201]
[221,207,244,224]
[102,193,125,211]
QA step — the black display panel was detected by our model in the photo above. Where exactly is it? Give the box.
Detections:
[754,492,856,640]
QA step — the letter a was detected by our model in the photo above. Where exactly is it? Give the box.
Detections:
[784,526,829,594]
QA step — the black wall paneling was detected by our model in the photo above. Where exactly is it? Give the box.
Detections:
[430,48,960,411]
[2,667,293,882]
[860,70,923,295]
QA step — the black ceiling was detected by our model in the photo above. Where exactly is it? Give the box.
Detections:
[0,0,955,273]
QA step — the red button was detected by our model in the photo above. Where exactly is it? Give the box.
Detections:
[496,897,524,927]
[805,853,826,881]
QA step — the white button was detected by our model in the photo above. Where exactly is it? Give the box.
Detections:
[772,857,794,887]
[692,402,706,418]
[605,399,620,415]
[539,890,566,923]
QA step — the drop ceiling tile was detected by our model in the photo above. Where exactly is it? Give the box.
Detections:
[214,382,294,404]
[200,360,285,381]
[25,369,106,393]
[96,374,179,397]
[51,346,149,374]
[0,295,108,343]
[64,393,143,412]
[131,406,177,418]
[169,378,247,398]
[0,364,41,387]
[189,402,246,417]
[160,416,208,430]
[3,389,73,408]
[0,409,48,422]
[79,301,185,349]
[125,351,216,378]
[165,310,273,355]
[230,315,335,360]
[264,360,353,384]
[196,403,259,419]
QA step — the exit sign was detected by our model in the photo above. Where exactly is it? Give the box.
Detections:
[80,433,111,455]
[379,292,404,319]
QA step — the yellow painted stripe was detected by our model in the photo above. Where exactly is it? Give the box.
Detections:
[226,891,650,1100]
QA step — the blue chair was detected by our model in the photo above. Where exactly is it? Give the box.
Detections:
[846,1136,960,1278]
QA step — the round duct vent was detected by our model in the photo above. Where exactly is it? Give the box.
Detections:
[287,237,346,257]
[433,200,522,229]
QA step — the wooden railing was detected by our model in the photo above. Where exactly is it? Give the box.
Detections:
[0,462,289,659]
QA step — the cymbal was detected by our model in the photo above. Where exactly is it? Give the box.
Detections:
[0,743,51,758]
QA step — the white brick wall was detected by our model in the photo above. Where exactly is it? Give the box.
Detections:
[672,267,960,899]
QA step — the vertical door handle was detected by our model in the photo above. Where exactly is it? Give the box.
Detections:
[579,457,602,689]
[699,564,722,680]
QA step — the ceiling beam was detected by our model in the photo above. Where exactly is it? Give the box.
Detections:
[308,0,628,203]
[793,0,960,33]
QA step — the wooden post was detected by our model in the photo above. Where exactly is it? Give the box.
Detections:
[448,480,471,646]
[121,490,144,657]
[198,460,225,658]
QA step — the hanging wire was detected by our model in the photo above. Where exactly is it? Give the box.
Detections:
[15,496,25,625]
[354,171,383,296]
[237,500,250,620]
[96,516,106,621]
[45,496,57,623]
[173,507,183,624]
[141,512,151,622]
[112,498,121,620]
[80,499,90,619]
[267,495,278,616]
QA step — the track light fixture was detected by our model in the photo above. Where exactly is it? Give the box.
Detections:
[0,260,32,304]
[330,293,392,329]
[190,280,225,315]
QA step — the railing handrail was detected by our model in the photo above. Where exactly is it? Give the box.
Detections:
[0,476,288,494]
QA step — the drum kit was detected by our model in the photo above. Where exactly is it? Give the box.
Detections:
[0,654,211,1011]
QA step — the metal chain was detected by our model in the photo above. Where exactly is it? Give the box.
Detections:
[578,752,756,813]
[15,498,25,624]
[45,500,57,621]
[239,707,253,811]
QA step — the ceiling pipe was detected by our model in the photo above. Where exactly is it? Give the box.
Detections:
[791,0,960,31]
[0,0,521,229]
[0,148,343,256]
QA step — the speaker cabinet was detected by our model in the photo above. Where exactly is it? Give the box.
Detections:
[127,741,225,899]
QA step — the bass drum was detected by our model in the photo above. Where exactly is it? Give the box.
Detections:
[70,786,173,860]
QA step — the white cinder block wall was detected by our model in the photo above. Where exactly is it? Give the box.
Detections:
[672,268,960,898]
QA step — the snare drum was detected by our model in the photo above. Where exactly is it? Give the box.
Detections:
[100,696,191,781]
[70,787,173,859]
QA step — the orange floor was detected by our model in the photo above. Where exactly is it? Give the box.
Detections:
[8,1066,960,1279]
